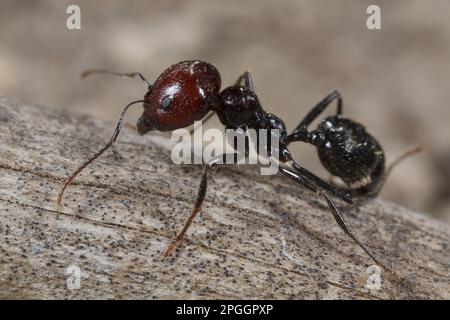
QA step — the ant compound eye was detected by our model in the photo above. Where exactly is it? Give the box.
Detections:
[161,96,172,110]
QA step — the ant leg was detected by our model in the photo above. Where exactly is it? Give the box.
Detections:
[298,90,342,129]
[163,153,245,257]
[56,99,144,211]
[235,71,254,91]
[286,160,353,204]
[81,69,152,89]
[287,90,342,144]
[163,164,210,257]
[278,164,384,268]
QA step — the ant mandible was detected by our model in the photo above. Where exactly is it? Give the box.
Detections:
[57,60,420,269]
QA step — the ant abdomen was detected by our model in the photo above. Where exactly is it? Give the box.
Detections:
[315,116,385,191]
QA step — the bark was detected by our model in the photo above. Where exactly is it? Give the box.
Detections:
[0,96,448,299]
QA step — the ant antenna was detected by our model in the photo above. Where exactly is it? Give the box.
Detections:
[81,69,152,89]
[56,99,145,211]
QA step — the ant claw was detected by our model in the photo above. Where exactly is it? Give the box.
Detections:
[163,238,183,258]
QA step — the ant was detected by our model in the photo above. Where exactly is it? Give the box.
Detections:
[57,60,420,272]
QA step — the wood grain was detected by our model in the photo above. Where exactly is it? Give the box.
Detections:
[0,96,448,299]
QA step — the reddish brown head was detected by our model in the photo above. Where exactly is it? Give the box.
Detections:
[137,60,221,134]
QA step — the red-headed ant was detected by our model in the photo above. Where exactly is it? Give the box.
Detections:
[57,60,420,272]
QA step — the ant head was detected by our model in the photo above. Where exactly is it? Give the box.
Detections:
[315,116,385,187]
[137,60,221,134]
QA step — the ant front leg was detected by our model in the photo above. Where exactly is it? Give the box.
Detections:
[287,90,342,144]
[56,99,144,211]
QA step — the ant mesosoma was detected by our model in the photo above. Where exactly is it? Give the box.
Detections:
[57,60,419,272]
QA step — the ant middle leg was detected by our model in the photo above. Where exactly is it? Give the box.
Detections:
[234,71,254,91]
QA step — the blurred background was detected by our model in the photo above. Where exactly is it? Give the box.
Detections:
[0,0,449,221]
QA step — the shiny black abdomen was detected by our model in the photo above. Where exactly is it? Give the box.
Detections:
[315,116,385,191]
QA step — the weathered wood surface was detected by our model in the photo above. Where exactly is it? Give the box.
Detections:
[0,96,448,299]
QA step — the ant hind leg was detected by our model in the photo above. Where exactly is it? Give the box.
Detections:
[234,71,254,92]
[287,90,343,144]
[279,161,412,287]
[279,163,382,266]
[359,146,423,200]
